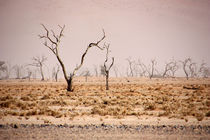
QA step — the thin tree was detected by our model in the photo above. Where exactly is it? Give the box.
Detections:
[180,58,192,80]
[39,24,105,91]
[100,65,106,76]
[137,59,148,77]
[168,60,179,77]
[0,61,7,79]
[126,57,135,77]
[22,68,32,81]
[189,62,197,78]
[147,59,157,79]
[84,69,91,82]
[52,64,60,82]
[113,65,119,77]
[198,61,207,78]
[29,56,47,81]
[202,67,210,78]
[13,65,24,79]
[103,43,114,90]
[162,59,179,78]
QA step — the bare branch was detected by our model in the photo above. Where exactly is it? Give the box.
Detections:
[39,24,106,91]
[180,58,192,80]
[40,24,57,45]
[103,43,114,90]
[72,29,106,77]
[89,29,106,50]
[29,56,47,81]
[126,58,135,77]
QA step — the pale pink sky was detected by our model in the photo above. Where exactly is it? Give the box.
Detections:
[0,0,210,76]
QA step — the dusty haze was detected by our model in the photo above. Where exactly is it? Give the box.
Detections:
[0,0,210,77]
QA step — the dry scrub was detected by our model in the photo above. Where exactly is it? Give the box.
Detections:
[0,78,210,122]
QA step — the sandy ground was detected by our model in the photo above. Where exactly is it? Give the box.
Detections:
[0,77,210,139]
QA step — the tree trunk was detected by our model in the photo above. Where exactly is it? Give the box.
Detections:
[67,75,73,92]
[55,73,58,82]
[162,71,167,78]
[40,66,44,81]
[106,71,109,90]
[183,67,189,80]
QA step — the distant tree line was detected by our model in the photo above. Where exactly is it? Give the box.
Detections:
[124,57,210,79]
[1,24,210,92]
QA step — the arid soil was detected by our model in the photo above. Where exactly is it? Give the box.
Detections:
[0,77,210,139]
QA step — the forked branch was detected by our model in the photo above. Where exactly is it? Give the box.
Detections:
[39,24,106,91]
[103,43,114,90]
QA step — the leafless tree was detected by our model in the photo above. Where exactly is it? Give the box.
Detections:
[162,62,172,78]
[29,56,47,81]
[39,24,105,91]
[202,67,210,78]
[84,69,91,82]
[126,58,135,77]
[52,64,60,82]
[100,65,106,76]
[22,68,32,81]
[189,62,197,78]
[162,59,179,78]
[103,43,114,90]
[189,61,210,78]
[180,58,192,80]
[147,59,157,79]
[137,59,148,77]
[168,60,179,77]
[78,68,91,82]
[13,65,24,79]
[195,61,209,78]
[0,61,7,79]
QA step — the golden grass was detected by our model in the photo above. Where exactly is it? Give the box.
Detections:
[0,78,210,121]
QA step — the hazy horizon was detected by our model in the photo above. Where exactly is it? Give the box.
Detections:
[0,0,210,77]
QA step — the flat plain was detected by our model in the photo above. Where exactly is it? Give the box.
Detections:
[0,77,210,139]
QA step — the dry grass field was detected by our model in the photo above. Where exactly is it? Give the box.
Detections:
[0,77,210,123]
[0,77,210,139]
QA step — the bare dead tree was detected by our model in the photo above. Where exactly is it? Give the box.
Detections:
[162,62,173,78]
[189,62,197,78]
[0,61,7,79]
[147,59,157,79]
[198,61,208,78]
[168,60,179,77]
[29,56,47,81]
[162,59,179,78]
[113,65,119,77]
[180,58,192,80]
[126,58,135,77]
[78,68,91,82]
[39,24,105,91]
[22,68,32,81]
[84,69,91,82]
[202,67,210,78]
[100,65,106,76]
[137,59,148,77]
[103,43,114,90]
[13,65,24,79]
[52,64,60,82]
